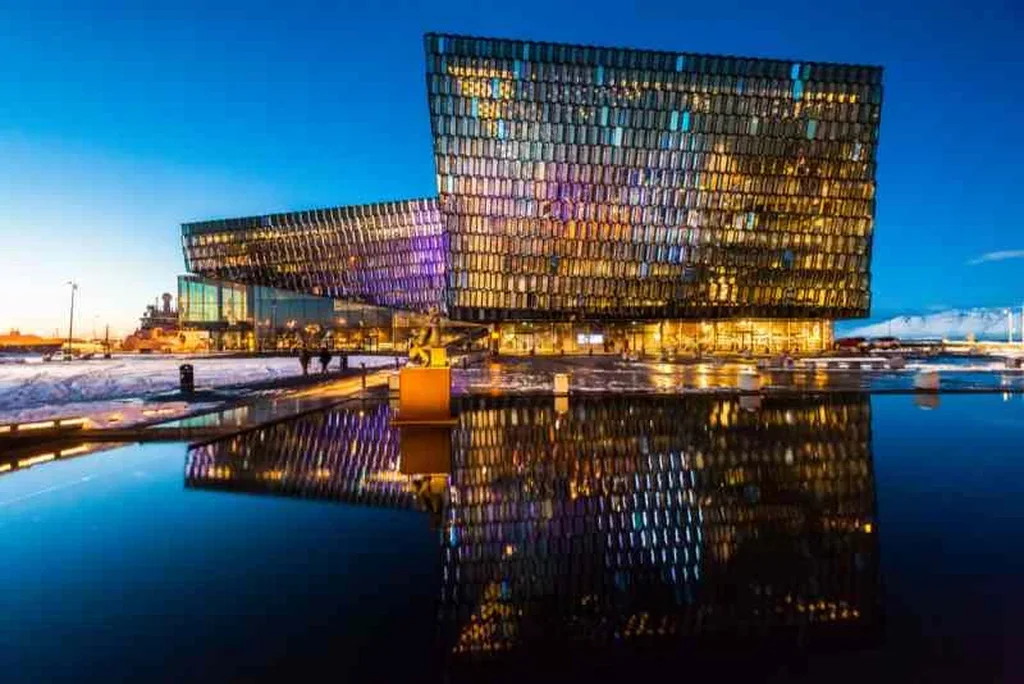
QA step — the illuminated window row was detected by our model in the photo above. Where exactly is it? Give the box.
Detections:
[428,78,879,117]
[428,68,879,108]
[182,198,440,236]
[426,34,882,85]
[429,96,878,137]
[432,111,877,150]
[448,229,868,259]
[441,192,873,226]
[436,155,874,194]
[435,170,874,206]
[439,188,874,224]
[436,132,875,167]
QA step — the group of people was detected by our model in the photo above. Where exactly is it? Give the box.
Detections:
[299,347,339,376]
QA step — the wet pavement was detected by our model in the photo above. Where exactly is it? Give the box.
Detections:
[452,354,1024,394]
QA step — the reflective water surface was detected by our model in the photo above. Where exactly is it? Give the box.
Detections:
[2,393,1021,682]
[452,355,1024,394]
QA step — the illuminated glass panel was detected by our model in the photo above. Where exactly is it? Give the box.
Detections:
[181,198,446,313]
[425,34,882,322]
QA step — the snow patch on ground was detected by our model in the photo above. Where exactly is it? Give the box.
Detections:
[0,354,397,423]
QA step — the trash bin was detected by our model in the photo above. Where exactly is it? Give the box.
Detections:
[179,364,195,394]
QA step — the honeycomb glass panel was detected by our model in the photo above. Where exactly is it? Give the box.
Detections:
[425,34,882,324]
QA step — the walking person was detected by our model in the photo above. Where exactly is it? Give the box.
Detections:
[299,347,311,376]
[319,347,332,374]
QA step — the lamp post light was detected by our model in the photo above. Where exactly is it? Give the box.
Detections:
[65,281,78,361]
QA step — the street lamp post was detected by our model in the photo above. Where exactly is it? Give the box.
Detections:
[65,281,78,361]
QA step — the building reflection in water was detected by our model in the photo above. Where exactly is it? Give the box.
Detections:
[443,394,878,668]
[186,403,419,511]
[186,393,878,668]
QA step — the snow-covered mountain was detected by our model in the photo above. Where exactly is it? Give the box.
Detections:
[839,307,1022,340]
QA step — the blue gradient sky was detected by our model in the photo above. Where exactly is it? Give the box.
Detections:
[2,0,1022,335]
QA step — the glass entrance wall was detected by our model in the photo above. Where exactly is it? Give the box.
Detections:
[496,319,832,354]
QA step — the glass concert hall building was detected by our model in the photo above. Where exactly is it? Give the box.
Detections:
[182,33,881,354]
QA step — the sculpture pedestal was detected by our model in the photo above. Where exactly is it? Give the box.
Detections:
[393,366,455,477]
[397,366,452,422]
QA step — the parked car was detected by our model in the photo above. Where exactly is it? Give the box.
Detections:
[870,336,901,350]
[834,337,868,352]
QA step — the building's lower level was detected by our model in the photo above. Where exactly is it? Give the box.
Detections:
[177,275,399,352]
[492,318,833,355]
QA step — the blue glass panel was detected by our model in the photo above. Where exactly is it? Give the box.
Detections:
[669,111,679,131]
[790,63,801,80]
[682,111,691,132]
[793,80,804,100]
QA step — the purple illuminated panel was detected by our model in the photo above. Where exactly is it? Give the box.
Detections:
[181,198,447,313]
[185,402,415,508]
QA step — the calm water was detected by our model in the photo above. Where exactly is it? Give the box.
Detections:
[2,393,1022,682]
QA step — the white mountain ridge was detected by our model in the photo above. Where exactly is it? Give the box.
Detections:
[841,307,1024,340]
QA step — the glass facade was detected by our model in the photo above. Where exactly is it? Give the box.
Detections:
[179,35,882,351]
[178,276,248,324]
[177,275,396,351]
[426,34,881,323]
[181,198,445,313]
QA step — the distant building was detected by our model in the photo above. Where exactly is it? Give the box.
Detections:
[181,34,882,355]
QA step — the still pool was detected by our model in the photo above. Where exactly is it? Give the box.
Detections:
[1,393,1021,682]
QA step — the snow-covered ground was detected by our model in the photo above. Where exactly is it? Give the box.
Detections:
[0,354,398,424]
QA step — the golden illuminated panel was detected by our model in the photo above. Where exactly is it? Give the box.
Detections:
[495,318,833,353]
[425,34,881,322]
[181,198,445,313]
[440,394,877,655]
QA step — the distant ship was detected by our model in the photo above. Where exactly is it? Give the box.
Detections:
[0,330,64,355]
